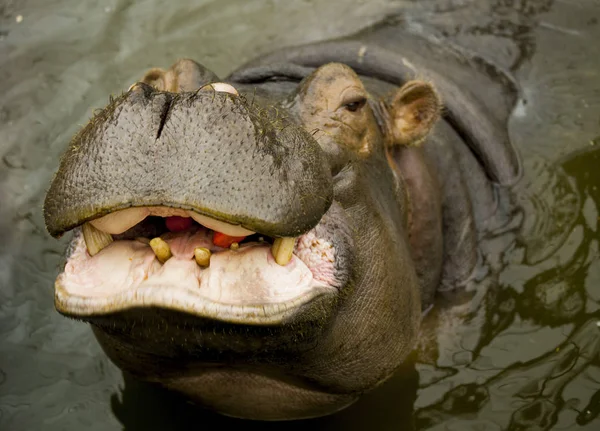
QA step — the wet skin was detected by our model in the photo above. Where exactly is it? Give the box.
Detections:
[43,23,520,420]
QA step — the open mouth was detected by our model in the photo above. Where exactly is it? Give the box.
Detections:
[56,206,338,324]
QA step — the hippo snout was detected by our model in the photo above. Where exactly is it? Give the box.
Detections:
[44,82,333,239]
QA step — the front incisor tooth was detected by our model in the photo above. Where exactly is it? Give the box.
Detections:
[194,247,211,267]
[272,237,296,266]
[82,222,113,256]
[149,237,172,263]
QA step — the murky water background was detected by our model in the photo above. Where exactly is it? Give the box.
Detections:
[1,0,599,429]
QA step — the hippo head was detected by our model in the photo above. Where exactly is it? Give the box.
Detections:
[44,58,443,420]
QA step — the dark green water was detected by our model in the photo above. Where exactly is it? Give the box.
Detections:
[1,0,599,429]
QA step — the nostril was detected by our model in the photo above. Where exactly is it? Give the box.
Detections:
[126,82,156,99]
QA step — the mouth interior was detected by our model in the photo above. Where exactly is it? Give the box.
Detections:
[58,207,337,317]
[112,215,270,246]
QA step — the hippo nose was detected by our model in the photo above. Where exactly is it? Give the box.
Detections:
[44,83,333,237]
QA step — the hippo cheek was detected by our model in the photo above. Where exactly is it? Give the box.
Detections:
[261,62,439,393]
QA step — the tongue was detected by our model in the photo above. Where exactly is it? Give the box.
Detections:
[166,217,248,247]
[213,231,247,248]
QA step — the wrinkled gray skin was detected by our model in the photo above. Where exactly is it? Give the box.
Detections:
[43,19,520,420]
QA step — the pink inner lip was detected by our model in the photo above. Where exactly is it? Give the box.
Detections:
[58,223,337,309]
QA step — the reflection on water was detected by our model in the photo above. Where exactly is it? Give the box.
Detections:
[415,145,600,430]
[1,0,599,430]
[417,317,600,430]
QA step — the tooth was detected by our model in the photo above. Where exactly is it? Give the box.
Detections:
[194,247,211,267]
[230,242,240,250]
[90,207,149,235]
[209,82,239,95]
[187,212,254,236]
[82,222,113,256]
[272,237,296,266]
[148,207,188,217]
[149,237,172,263]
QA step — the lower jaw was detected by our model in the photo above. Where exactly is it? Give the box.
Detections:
[93,320,356,421]
[84,293,337,357]
[162,369,359,421]
[57,283,337,339]
[55,280,336,325]
[57,227,339,324]
[86,293,347,420]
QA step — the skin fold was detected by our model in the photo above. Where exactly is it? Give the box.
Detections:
[43,19,520,420]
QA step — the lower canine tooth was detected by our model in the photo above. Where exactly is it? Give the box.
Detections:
[272,237,295,266]
[150,237,172,263]
[194,247,211,267]
[82,222,113,256]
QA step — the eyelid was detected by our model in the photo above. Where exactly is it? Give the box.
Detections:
[338,87,367,109]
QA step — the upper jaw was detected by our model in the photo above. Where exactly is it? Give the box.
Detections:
[42,86,334,240]
[54,204,342,325]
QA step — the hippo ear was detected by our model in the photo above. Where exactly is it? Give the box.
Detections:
[387,81,441,147]
[139,58,220,93]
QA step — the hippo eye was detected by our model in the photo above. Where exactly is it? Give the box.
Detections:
[342,97,366,112]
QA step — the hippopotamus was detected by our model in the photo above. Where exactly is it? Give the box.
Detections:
[42,20,521,420]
